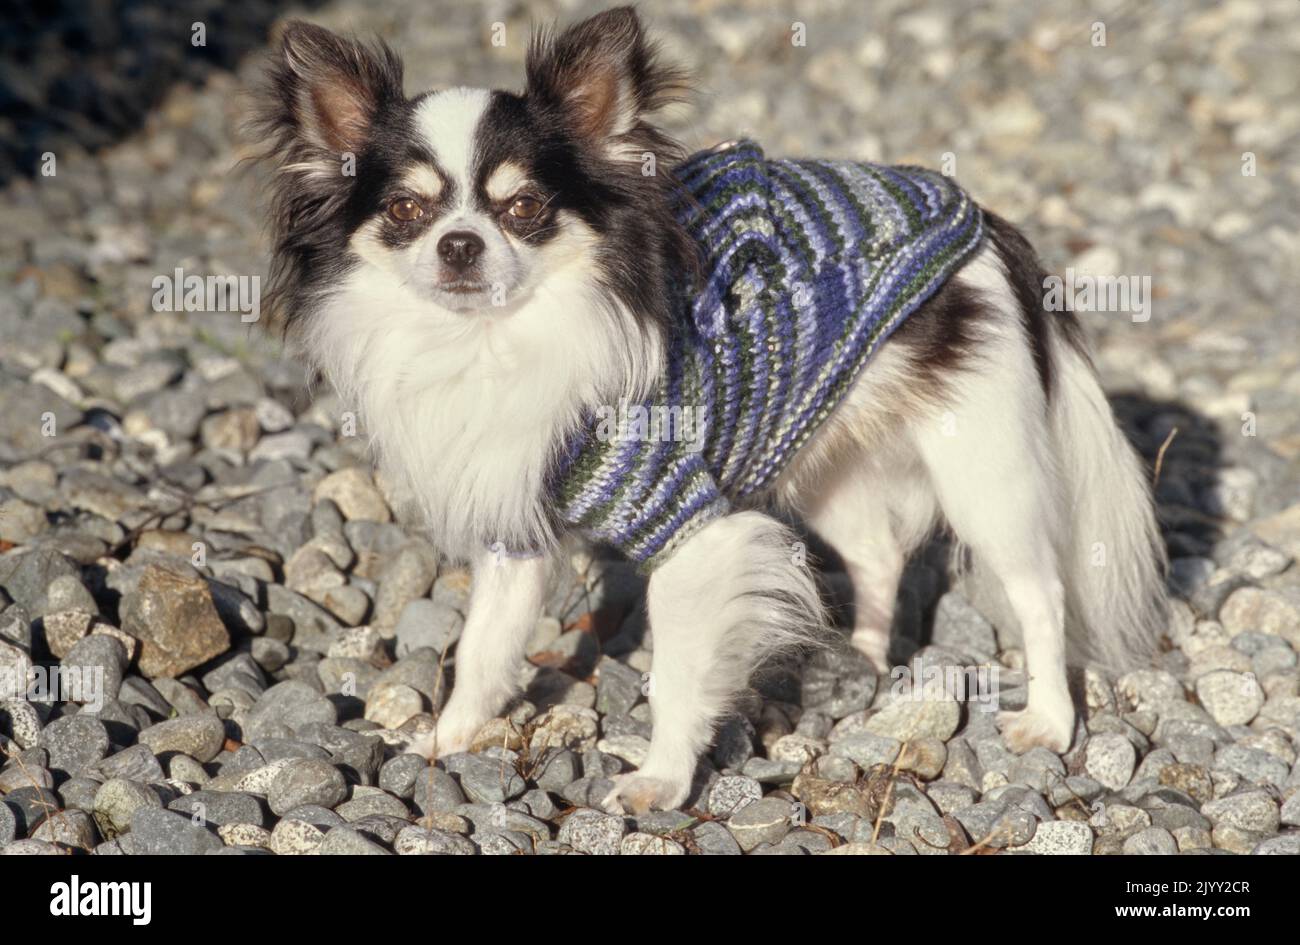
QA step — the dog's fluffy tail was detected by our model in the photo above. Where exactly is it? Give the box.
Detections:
[1047,320,1168,669]
[987,217,1168,670]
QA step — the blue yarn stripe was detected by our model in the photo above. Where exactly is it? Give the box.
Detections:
[550,141,984,570]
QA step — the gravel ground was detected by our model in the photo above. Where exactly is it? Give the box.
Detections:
[1,0,1298,855]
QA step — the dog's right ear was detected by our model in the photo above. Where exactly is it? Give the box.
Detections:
[259,20,404,157]
[249,23,405,336]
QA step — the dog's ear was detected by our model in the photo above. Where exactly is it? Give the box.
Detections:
[248,23,405,335]
[526,7,687,147]
[262,20,404,155]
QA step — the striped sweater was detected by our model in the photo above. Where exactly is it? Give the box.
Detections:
[550,140,984,570]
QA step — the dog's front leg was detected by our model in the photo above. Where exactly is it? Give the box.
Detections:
[603,511,824,814]
[407,549,548,759]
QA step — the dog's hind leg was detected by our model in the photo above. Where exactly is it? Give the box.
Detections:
[917,429,1073,752]
[911,254,1075,753]
[602,511,824,813]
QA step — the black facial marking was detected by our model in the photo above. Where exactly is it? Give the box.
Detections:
[470,92,580,248]
[371,155,456,249]
[250,25,417,333]
[467,88,696,330]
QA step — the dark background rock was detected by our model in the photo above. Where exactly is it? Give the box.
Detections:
[0,0,328,185]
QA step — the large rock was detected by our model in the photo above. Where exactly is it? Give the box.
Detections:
[120,565,230,677]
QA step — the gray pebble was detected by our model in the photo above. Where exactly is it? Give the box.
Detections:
[335,791,411,821]
[1122,825,1179,854]
[411,766,467,815]
[1084,733,1137,790]
[137,713,227,763]
[319,825,391,854]
[281,804,347,830]
[40,713,110,777]
[726,795,795,851]
[394,825,476,855]
[60,634,128,704]
[1007,820,1093,855]
[268,759,347,815]
[558,808,626,855]
[445,752,526,804]
[394,597,463,657]
[93,778,162,839]
[130,808,223,855]
[32,809,98,850]
[1201,791,1280,833]
[169,790,266,827]
[691,819,743,855]
[269,817,326,855]
[707,774,762,817]
[379,753,428,799]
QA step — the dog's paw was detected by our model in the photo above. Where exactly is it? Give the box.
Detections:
[998,706,1074,755]
[404,718,479,761]
[600,773,690,815]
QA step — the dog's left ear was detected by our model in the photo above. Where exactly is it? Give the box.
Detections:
[526,6,687,147]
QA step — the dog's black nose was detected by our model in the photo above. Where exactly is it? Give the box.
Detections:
[437,231,485,270]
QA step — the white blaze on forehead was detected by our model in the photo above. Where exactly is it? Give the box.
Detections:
[413,87,490,209]
[485,162,531,203]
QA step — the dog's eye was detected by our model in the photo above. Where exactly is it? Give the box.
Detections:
[389,198,423,222]
[509,195,543,219]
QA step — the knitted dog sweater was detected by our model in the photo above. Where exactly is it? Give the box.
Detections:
[549,141,984,570]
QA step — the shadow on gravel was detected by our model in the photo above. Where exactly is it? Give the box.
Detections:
[0,0,324,185]
[1112,393,1227,563]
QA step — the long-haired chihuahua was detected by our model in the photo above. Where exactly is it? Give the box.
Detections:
[251,6,1166,813]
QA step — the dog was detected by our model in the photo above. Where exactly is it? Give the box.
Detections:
[251,6,1167,814]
